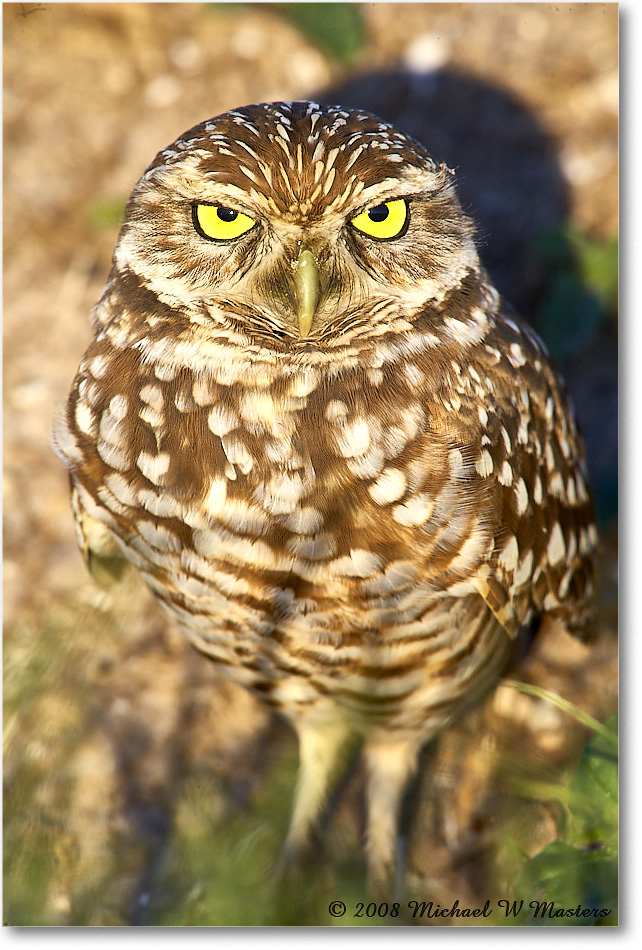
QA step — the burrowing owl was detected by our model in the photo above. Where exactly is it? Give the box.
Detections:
[55,101,596,891]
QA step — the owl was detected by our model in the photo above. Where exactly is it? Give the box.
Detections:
[55,100,596,893]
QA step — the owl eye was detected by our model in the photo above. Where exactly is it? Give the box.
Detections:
[193,203,257,241]
[350,199,408,240]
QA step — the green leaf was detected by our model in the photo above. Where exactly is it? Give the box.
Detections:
[509,716,618,925]
[570,231,619,311]
[277,3,366,63]
[531,226,617,361]
[536,272,605,360]
[518,840,617,924]
[567,716,618,841]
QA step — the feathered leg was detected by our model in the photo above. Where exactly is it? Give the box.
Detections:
[281,717,354,868]
[363,734,422,896]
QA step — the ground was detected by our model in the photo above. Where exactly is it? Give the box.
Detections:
[3,2,618,927]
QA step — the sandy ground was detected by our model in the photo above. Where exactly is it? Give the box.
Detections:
[3,2,618,926]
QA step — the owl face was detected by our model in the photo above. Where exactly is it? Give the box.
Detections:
[111,101,479,349]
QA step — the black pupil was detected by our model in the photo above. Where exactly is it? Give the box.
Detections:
[217,207,238,222]
[368,204,389,222]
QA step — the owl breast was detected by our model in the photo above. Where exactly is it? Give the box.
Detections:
[61,260,595,738]
[64,310,522,732]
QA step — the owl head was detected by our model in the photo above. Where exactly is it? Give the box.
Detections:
[107,101,479,350]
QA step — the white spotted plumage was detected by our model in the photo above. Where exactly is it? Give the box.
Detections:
[55,100,596,893]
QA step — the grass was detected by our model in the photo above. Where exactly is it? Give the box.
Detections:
[495,683,618,926]
[4,589,618,926]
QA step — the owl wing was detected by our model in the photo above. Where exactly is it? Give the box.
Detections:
[412,309,597,641]
[68,480,132,587]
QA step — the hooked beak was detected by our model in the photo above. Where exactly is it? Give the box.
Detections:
[293,248,320,337]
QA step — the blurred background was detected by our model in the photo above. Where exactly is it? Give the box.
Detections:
[4,2,618,927]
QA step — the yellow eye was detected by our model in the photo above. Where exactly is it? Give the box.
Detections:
[194,203,257,241]
[350,199,408,240]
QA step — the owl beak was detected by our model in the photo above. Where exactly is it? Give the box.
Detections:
[293,248,320,337]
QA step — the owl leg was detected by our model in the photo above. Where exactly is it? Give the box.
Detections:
[363,734,422,896]
[281,717,354,868]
